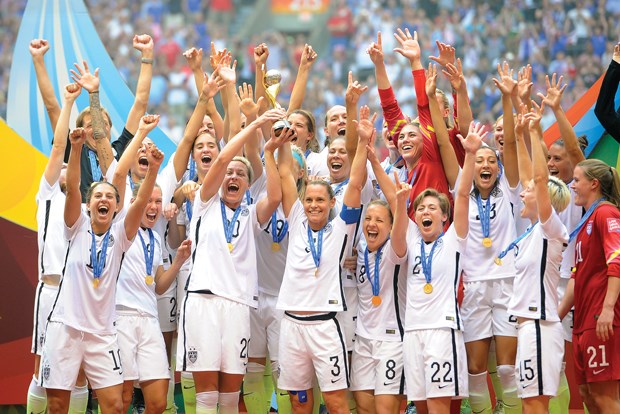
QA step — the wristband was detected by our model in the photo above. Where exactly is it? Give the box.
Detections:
[141,57,153,64]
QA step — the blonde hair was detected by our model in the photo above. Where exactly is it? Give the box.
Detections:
[291,145,308,198]
[76,106,112,129]
[436,88,454,129]
[231,156,253,184]
[578,159,620,208]
[547,176,570,213]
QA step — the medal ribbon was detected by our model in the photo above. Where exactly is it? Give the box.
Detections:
[476,192,492,240]
[307,224,324,270]
[138,228,155,276]
[88,149,102,181]
[497,222,538,260]
[221,200,243,247]
[419,233,443,285]
[271,212,288,244]
[364,241,388,297]
[568,197,605,243]
[90,227,111,284]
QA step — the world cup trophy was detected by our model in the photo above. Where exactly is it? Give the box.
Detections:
[263,69,290,133]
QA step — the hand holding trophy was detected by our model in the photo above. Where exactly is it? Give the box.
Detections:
[263,68,289,134]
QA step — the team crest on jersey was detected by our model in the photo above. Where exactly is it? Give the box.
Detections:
[43,364,50,381]
[108,234,115,247]
[241,207,250,216]
[324,223,333,233]
[586,221,593,235]
[39,333,45,348]
[607,218,620,233]
[188,347,198,363]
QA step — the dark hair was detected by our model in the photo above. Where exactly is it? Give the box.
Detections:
[552,135,589,154]
[132,181,161,198]
[306,180,335,200]
[76,106,113,129]
[86,181,120,204]
[366,199,393,223]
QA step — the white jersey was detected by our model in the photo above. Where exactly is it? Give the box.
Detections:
[405,222,466,331]
[462,177,520,282]
[186,191,259,307]
[50,212,133,334]
[251,173,289,296]
[332,177,375,288]
[509,212,568,321]
[354,238,407,341]
[559,184,582,279]
[306,147,329,177]
[276,200,360,312]
[36,176,68,278]
[116,227,164,317]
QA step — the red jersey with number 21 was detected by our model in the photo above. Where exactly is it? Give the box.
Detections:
[573,203,620,334]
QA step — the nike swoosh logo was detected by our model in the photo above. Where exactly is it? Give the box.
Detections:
[331,379,339,383]
[593,368,606,375]
[243,393,254,396]
[383,381,396,386]
[438,384,449,389]
[183,385,195,390]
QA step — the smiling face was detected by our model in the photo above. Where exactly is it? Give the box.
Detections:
[324,105,347,140]
[327,138,350,183]
[87,182,119,230]
[303,183,336,230]
[288,112,314,151]
[137,186,163,228]
[519,180,537,221]
[474,147,500,195]
[571,165,598,208]
[397,124,423,165]
[414,195,448,242]
[221,159,251,207]
[382,121,397,151]
[192,133,220,178]
[363,203,393,251]
[547,143,573,184]
[131,138,154,180]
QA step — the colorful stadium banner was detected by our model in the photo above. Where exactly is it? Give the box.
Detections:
[271,0,329,14]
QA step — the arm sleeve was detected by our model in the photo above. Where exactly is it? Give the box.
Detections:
[594,60,620,144]
[378,86,407,140]
[412,69,442,163]
[340,203,362,224]
[540,210,569,242]
[111,127,135,160]
[599,209,620,277]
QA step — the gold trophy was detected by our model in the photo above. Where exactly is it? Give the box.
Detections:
[263,69,290,132]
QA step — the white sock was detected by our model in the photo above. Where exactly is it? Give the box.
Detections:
[497,365,521,414]
[69,383,89,414]
[195,391,218,414]
[468,372,492,414]
[219,391,240,414]
[27,376,47,414]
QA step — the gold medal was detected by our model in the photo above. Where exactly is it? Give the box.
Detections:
[93,278,100,289]
[314,268,319,277]
[423,283,433,294]
[145,275,154,285]
[482,237,492,248]
[271,242,280,252]
[371,295,382,307]
[228,242,234,253]
[494,257,502,266]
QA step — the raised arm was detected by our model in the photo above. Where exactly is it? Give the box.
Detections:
[426,63,459,189]
[527,101,553,223]
[517,64,533,110]
[64,129,87,228]
[288,44,317,113]
[367,141,396,208]
[278,140,297,217]
[455,122,485,239]
[443,58,473,139]
[344,106,374,208]
[217,57,241,142]
[174,71,223,181]
[492,61,519,187]
[124,34,154,135]
[124,145,164,240]
[256,127,295,224]
[113,115,159,207]
[239,82,265,183]
[539,73,586,165]
[515,105,533,187]
[155,239,191,295]
[71,61,114,174]
[30,39,61,130]
[594,43,620,143]
[200,109,285,203]
[345,72,369,161]
[253,43,270,115]
[390,173,410,258]
[45,84,81,186]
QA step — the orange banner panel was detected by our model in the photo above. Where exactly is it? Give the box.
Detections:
[272,0,329,13]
